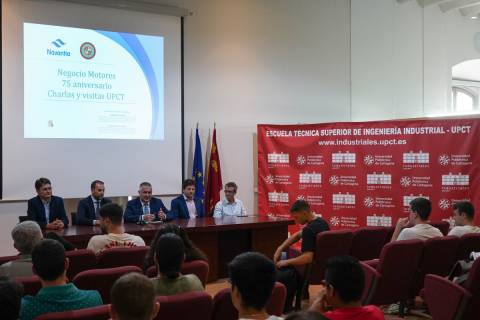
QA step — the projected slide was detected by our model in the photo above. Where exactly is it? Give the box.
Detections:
[23,23,164,140]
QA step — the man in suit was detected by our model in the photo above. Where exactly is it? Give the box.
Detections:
[170,179,204,219]
[76,180,112,226]
[27,177,69,229]
[124,182,169,223]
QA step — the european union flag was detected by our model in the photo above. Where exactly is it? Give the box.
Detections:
[192,127,205,199]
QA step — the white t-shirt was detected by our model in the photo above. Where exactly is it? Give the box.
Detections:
[397,224,443,241]
[448,225,480,237]
[87,233,145,254]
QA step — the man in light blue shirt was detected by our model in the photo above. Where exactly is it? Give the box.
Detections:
[213,182,247,218]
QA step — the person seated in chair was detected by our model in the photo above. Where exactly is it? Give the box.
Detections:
[448,201,480,237]
[76,180,112,226]
[0,276,23,320]
[124,182,170,223]
[170,179,204,219]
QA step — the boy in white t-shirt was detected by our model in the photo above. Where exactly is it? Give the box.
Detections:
[448,201,480,237]
[87,203,145,254]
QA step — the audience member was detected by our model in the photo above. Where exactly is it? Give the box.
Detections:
[77,180,112,226]
[213,182,247,217]
[150,233,203,295]
[0,221,43,277]
[274,200,330,312]
[110,272,160,320]
[170,179,205,219]
[391,197,442,241]
[124,182,170,223]
[20,239,102,320]
[87,203,145,254]
[27,177,69,229]
[45,232,76,251]
[0,276,23,320]
[309,255,384,320]
[229,252,282,320]
[285,311,328,320]
[448,201,480,237]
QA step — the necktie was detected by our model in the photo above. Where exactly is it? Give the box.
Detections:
[143,203,149,215]
[95,201,100,217]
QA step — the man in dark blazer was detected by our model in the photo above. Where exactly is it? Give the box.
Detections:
[124,182,171,223]
[170,179,204,219]
[76,180,112,226]
[27,177,69,229]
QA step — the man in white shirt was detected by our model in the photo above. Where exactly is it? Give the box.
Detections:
[87,203,145,254]
[213,182,247,218]
[448,201,480,237]
[391,197,443,242]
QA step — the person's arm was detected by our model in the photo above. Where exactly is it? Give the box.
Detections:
[169,198,180,219]
[27,199,46,229]
[57,198,69,227]
[213,202,223,218]
[76,199,94,226]
[124,202,140,223]
[277,251,314,268]
[273,230,302,263]
[240,201,247,216]
[391,217,409,242]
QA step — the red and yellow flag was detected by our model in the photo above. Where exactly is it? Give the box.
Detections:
[205,128,222,216]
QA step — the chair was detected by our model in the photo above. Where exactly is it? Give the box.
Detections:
[70,212,78,225]
[211,282,286,320]
[96,246,150,269]
[18,215,28,223]
[0,254,19,266]
[146,260,210,287]
[73,266,142,303]
[424,258,480,320]
[155,291,213,320]
[349,227,389,261]
[411,236,460,297]
[361,239,424,316]
[456,233,480,261]
[430,221,450,236]
[14,275,42,296]
[66,249,97,280]
[34,304,111,320]
[385,226,395,244]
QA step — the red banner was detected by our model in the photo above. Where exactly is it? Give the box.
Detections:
[257,119,480,231]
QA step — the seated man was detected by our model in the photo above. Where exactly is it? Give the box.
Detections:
[274,200,330,312]
[229,252,283,320]
[150,233,203,296]
[448,201,480,237]
[309,255,384,320]
[0,276,23,320]
[124,182,170,223]
[76,180,112,226]
[20,239,102,320]
[27,177,69,229]
[87,203,145,254]
[110,273,160,320]
[391,197,443,241]
[213,182,247,217]
[0,221,43,277]
[170,179,204,219]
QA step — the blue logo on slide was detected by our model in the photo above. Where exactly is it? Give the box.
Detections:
[51,39,66,48]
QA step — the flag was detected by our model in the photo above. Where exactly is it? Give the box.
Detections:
[205,127,222,216]
[192,127,204,199]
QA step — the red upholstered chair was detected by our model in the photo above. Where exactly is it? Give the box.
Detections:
[145,260,210,286]
[65,249,96,280]
[385,226,395,244]
[0,254,19,266]
[349,227,389,261]
[211,282,286,320]
[411,235,460,297]
[34,304,111,320]
[73,266,142,303]
[429,221,450,236]
[456,233,480,261]
[360,239,424,316]
[154,291,212,320]
[14,275,42,296]
[96,246,149,269]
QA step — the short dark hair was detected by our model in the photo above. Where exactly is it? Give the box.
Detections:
[91,180,104,190]
[225,182,237,192]
[285,311,329,320]
[410,197,432,220]
[111,273,155,320]
[325,255,364,303]
[99,203,123,225]
[32,239,66,281]
[0,276,23,320]
[34,177,51,190]
[290,200,310,213]
[139,182,152,188]
[182,179,195,190]
[228,252,276,311]
[154,234,185,279]
[453,201,475,220]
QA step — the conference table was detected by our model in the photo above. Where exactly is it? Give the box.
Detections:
[54,216,294,280]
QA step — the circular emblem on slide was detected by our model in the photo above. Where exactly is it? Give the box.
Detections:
[80,42,96,59]
[400,176,412,187]
[438,154,450,166]
[330,216,340,227]
[296,155,306,165]
[364,155,374,166]
[438,199,451,210]
[296,195,306,201]
[329,175,339,186]
[264,175,274,184]
[363,196,374,208]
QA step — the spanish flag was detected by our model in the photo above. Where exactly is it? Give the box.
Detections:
[205,127,222,216]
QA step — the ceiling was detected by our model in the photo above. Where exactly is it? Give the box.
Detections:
[398,0,480,18]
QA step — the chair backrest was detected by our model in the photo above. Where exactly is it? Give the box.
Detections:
[462,258,480,319]
[211,282,286,320]
[309,230,354,284]
[18,215,28,223]
[70,212,77,225]
[0,254,19,266]
[429,221,450,236]
[34,304,110,320]
[145,260,210,286]
[349,227,389,261]
[96,246,149,269]
[14,275,42,296]
[66,249,96,280]
[424,274,470,320]
[73,266,142,303]
[457,233,480,261]
[155,291,212,320]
